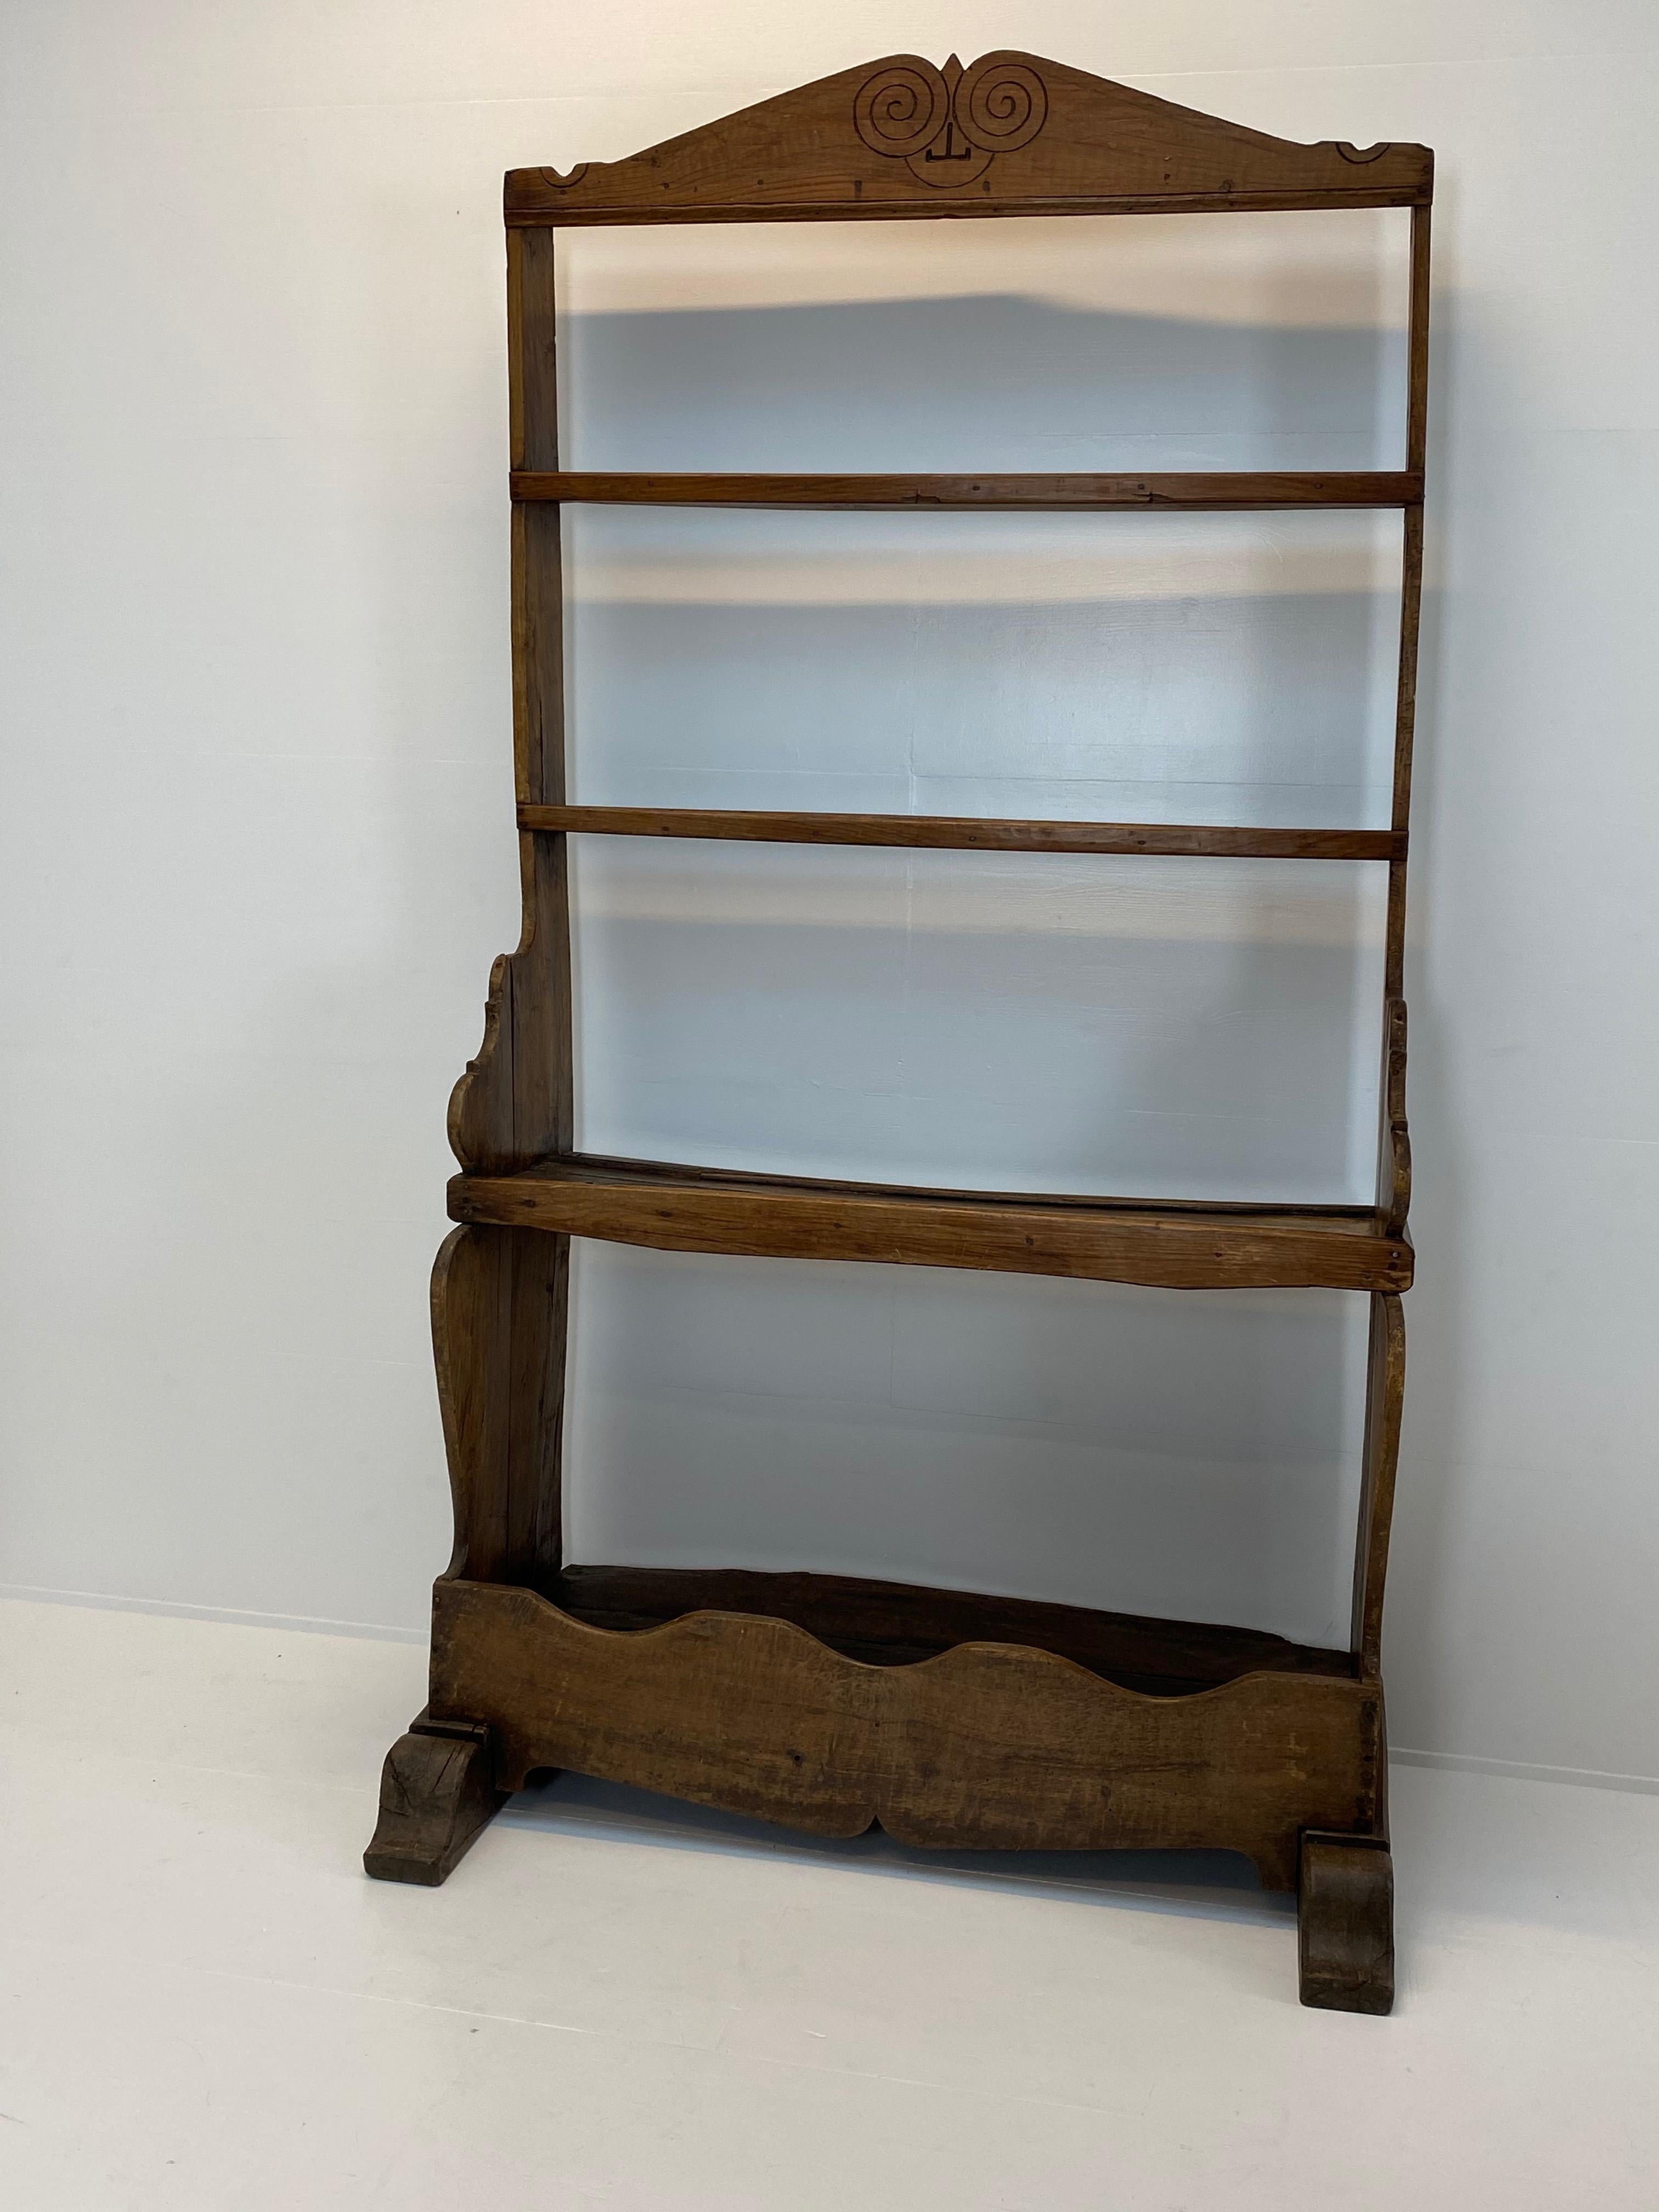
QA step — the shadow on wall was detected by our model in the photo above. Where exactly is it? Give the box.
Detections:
[543,256,1414,1650]
[563,293,1405,472]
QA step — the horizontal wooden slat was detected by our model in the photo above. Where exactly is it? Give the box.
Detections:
[521,803,1403,862]
[448,1153,1414,1293]
[510,187,1429,228]
[551,1565,1355,1693]
[513,469,1421,511]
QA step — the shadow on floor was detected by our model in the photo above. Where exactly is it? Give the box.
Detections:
[503,1770,1294,1926]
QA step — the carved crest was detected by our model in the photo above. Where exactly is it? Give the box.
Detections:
[853,53,1048,189]
[504,51,1432,225]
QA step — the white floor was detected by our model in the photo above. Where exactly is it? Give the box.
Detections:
[2,1599,1656,2210]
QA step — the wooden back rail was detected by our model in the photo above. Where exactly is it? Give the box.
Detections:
[368,52,1429,2016]
[513,470,1419,506]
[521,806,1405,861]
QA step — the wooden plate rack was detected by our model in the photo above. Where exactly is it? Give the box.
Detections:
[365,49,1430,2016]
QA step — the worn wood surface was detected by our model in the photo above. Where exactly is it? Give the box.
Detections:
[431,1225,567,1585]
[1351,1294,1407,1678]
[1298,1835,1396,2013]
[1384,203,1432,1012]
[521,803,1404,862]
[449,227,573,1176]
[504,1152,1387,1220]
[430,1579,1382,1889]
[429,230,575,1600]
[552,1564,1354,1693]
[372,64,1432,2010]
[505,50,1431,226]
[448,1153,1414,1293]
[363,1714,507,1887]
[1379,998,1412,1232]
[513,468,1419,511]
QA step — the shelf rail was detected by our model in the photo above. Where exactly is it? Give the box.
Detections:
[521,804,1404,861]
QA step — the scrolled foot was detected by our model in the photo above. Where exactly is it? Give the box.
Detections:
[364,1714,506,1887]
[1298,1833,1395,2014]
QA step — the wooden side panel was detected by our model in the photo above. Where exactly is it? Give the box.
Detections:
[430,1580,1383,1888]
[1378,205,1429,1193]
[431,229,574,1593]
[1378,997,1412,1232]
[506,50,1431,225]
[432,1225,567,1584]
[449,227,573,1175]
[1351,1293,1407,1677]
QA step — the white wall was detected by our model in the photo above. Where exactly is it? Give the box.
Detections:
[2,2,1656,1782]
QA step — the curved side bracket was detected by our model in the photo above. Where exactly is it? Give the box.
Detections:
[447,840,571,1172]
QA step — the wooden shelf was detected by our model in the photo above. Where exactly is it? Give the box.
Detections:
[550,1565,1355,1695]
[513,469,1422,511]
[522,803,1403,862]
[448,1153,1414,1293]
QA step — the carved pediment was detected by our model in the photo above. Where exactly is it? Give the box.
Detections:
[506,49,1431,224]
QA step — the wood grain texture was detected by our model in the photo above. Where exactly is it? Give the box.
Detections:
[1351,1293,1407,1678]
[430,1578,1384,1888]
[1298,1835,1395,2013]
[552,1564,1353,1694]
[449,228,573,1175]
[448,1154,1414,1293]
[445,846,571,1173]
[375,64,1432,2006]
[505,50,1431,226]
[429,232,575,1612]
[432,1223,567,1587]
[1379,997,1412,1232]
[512,469,1420,511]
[522,804,1405,862]
[1405,203,1433,483]
[363,1714,507,1887]
[1383,204,1431,1008]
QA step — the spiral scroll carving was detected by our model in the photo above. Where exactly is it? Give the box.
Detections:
[853,53,1049,190]
[955,58,1048,154]
[853,62,952,159]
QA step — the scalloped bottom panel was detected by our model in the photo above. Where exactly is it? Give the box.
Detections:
[430,1579,1383,1889]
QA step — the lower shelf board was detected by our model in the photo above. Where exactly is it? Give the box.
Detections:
[448,1153,1414,1293]
[549,1564,1353,1697]
[428,1577,1384,1890]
